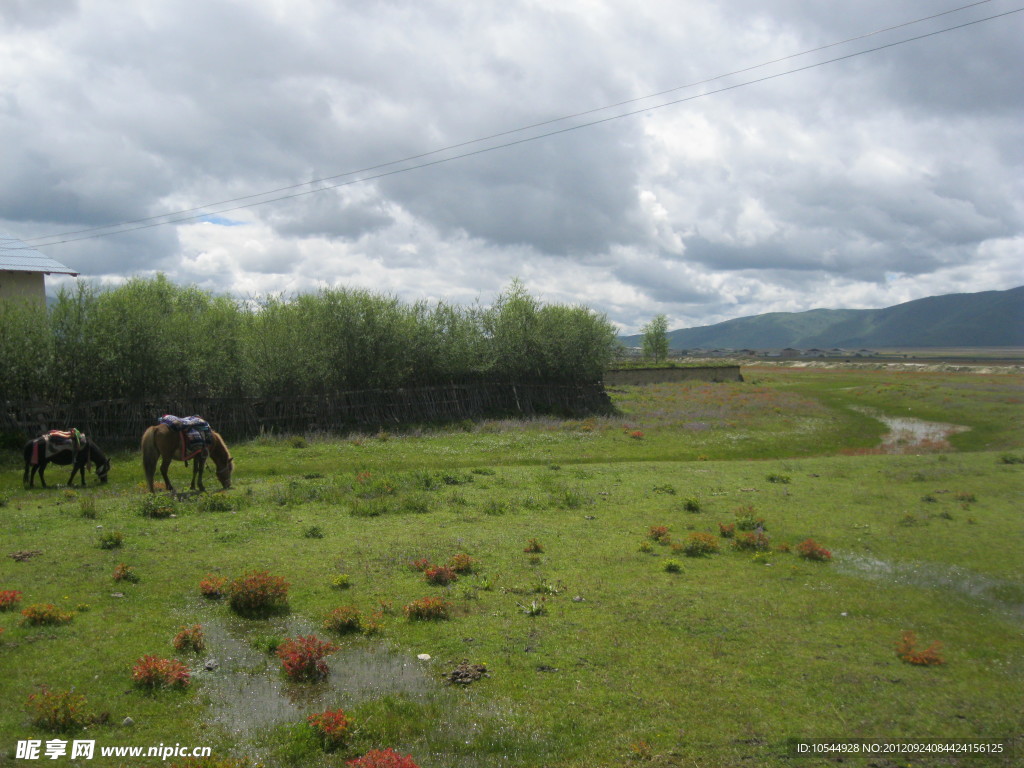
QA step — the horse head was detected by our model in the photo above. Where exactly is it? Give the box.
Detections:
[215,456,234,489]
[211,432,234,489]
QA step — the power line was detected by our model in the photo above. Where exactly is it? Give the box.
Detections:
[19,2,1021,249]
[18,0,999,246]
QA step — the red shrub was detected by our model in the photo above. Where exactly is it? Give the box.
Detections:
[424,565,458,586]
[307,707,352,750]
[227,570,290,616]
[409,558,430,572]
[403,596,450,621]
[112,563,139,583]
[523,538,544,554]
[276,635,338,681]
[796,538,832,561]
[0,590,23,611]
[26,686,92,732]
[132,655,191,689]
[896,631,945,666]
[647,526,671,544]
[733,532,771,552]
[20,603,73,626]
[199,574,227,598]
[346,748,420,768]
[324,606,363,634]
[679,531,719,556]
[448,553,476,574]
[173,624,205,653]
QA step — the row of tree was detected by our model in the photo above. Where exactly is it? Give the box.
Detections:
[0,276,621,403]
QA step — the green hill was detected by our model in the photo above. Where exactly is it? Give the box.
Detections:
[621,286,1024,350]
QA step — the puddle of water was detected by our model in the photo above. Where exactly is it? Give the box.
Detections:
[194,616,431,737]
[852,407,970,453]
[835,552,1024,623]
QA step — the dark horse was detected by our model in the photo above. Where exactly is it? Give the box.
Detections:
[23,432,111,488]
[141,423,234,493]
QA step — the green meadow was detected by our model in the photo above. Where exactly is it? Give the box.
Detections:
[0,366,1021,767]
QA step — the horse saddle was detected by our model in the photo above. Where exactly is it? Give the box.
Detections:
[158,415,213,461]
[32,429,87,464]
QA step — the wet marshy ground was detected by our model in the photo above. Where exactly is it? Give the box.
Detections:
[194,616,431,737]
[835,553,1024,624]
[854,407,971,453]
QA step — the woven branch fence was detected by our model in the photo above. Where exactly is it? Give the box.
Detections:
[2,380,612,448]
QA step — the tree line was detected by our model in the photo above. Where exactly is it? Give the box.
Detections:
[0,276,620,403]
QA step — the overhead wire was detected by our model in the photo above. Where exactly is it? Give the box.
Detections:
[17,1,1022,249]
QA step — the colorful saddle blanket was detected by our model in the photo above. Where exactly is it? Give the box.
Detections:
[159,415,213,461]
[31,429,87,464]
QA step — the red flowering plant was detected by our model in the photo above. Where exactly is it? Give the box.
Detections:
[732,532,772,552]
[307,707,352,751]
[199,574,227,599]
[346,748,421,768]
[112,563,140,583]
[132,655,191,689]
[523,538,544,554]
[647,525,671,545]
[173,624,205,653]
[0,590,23,611]
[448,553,476,574]
[896,631,945,666]
[409,558,430,572]
[796,538,832,561]
[678,532,719,557]
[276,635,339,681]
[227,570,290,617]
[25,686,93,732]
[20,603,74,626]
[403,596,451,621]
[424,565,458,586]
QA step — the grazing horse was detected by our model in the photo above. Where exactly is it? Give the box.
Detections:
[141,423,234,493]
[23,432,111,488]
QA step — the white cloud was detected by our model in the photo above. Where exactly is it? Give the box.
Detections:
[1,0,1021,333]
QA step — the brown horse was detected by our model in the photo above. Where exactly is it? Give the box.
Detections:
[141,423,234,493]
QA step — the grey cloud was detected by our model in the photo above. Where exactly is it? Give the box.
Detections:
[0,0,77,29]
[2,0,1020,331]
[267,190,395,241]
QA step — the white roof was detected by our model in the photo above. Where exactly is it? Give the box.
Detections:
[0,232,78,275]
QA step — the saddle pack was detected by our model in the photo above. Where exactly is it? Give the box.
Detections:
[31,429,87,465]
[158,415,213,462]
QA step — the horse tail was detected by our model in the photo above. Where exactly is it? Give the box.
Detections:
[23,441,33,486]
[141,427,158,492]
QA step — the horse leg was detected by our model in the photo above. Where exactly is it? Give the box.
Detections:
[160,457,175,493]
[191,456,206,492]
[71,457,86,486]
[37,460,47,489]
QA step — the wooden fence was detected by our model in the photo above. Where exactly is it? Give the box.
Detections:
[2,380,612,448]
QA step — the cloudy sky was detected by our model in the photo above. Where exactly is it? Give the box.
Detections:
[2,0,1022,333]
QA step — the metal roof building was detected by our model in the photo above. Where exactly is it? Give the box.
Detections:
[0,231,78,305]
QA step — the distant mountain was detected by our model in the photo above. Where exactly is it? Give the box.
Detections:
[620,286,1024,350]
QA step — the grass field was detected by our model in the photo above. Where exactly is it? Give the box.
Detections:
[0,366,1021,767]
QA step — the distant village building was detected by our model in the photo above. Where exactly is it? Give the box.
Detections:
[0,230,77,306]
